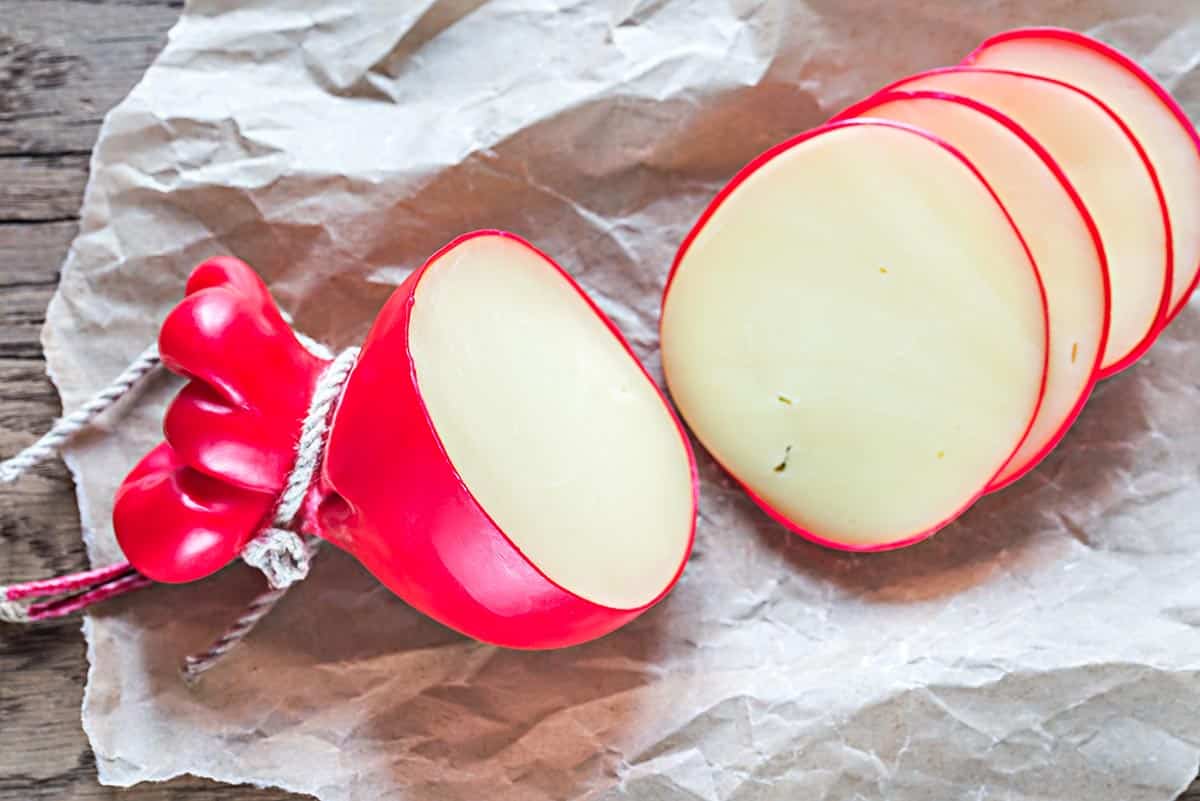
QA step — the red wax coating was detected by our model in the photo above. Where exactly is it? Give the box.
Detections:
[113,234,698,649]
[114,258,327,585]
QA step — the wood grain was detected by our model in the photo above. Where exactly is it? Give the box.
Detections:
[0,2,298,798]
[0,2,1195,800]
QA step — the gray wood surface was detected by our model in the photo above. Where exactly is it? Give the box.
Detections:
[0,2,1196,799]
[0,2,296,798]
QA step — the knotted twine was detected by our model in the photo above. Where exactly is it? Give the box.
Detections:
[0,329,359,682]
[182,344,358,680]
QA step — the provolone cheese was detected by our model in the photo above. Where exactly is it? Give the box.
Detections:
[410,234,694,610]
[661,123,1046,548]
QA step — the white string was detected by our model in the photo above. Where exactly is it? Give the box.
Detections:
[181,346,359,682]
[260,346,358,556]
[235,340,357,590]
[179,581,298,677]
[0,343,162,483]
[0,597,30,623]
[0,310,356,680]
[0,316,326,486]
[240,528,312,589]
[280,310,333,361]
[0,342,162,625]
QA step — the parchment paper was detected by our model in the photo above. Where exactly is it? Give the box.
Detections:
[41,1,1200,799]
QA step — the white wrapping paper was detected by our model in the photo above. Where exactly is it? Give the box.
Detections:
[42,1,1200,798]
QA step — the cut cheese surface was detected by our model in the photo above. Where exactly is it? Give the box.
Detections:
[661,122,1046,548]
[967,32,1200,320]
[838,93,1107,488]
[894,68,1169,374]
[409,233,694,610]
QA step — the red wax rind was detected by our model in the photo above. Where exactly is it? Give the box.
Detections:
[114,259,327,584]
[321,231,697,649]
[112,236,698,649]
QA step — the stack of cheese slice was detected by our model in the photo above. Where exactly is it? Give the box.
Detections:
[660,28,1200,550]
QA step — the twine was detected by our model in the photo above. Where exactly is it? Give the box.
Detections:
[0,553,152,624]
[0,346,162,625]
[0,343,161,484]
[0,322,358,683]
[182,346,358,681]
[0,597,29,623]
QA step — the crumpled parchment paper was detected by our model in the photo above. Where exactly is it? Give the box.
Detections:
[41,1,1200,799]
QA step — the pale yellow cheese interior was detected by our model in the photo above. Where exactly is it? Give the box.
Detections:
[661,124,1045,547]
[850,96,1106,485]
[409,234,694,610]
[971,36,1200,317]
[901,69,1168,370]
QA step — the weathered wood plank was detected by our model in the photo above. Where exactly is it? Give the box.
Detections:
[0,218,79,283]
[0,0,183,156]
[0,152,89,221]
[0,1,296,798]
[0,243,300,801]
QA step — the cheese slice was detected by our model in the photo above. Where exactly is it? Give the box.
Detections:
[661,122,1047,549]
[967,31,1200,320]
[409,233,694,610]
[896,68,1170,374]
[838,92,1107,488]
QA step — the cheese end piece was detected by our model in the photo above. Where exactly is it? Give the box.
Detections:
[409,233,694,610]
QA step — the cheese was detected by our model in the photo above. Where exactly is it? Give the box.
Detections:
[410,234,694,610]
[970,34,1200,319]
[845,93,1106,487]
[899,69,1169,372]
[661,123,1046,548]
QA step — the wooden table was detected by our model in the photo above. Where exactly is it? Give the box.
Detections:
[0,2,294,798]
[0,2,1197,799]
